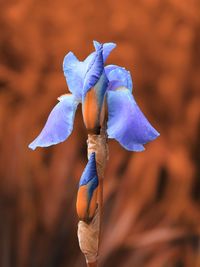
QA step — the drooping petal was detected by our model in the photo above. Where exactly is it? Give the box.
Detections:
[76,153,99,221]
[105,64,133,92]
[28,94,79,150]
[107,88,160,151]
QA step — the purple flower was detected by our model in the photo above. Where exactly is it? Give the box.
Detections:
[29,41,159,151]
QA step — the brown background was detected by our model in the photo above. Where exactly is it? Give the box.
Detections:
[0,0,199,266]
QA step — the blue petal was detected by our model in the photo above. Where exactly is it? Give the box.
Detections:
[105,65,133,92]
[79,153,98,189]
[107,88,160,151]
[82,41,116,96]
[84,41,116,65]
[29,94,79,150]
[93,71,109,107]
[107,80,125,91]
[83,43,104,97]
[79,153,98,200]
[63,42,116,101]
[93,41,116,62]
[63,52,86,101]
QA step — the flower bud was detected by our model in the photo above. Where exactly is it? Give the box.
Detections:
[76,153,99,222]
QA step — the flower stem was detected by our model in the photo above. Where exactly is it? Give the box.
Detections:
[77,130,108,266]
[87,261,98,267]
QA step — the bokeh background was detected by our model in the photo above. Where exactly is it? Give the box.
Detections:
[0,0,200,266]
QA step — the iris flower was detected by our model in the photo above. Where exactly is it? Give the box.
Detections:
[29,41,159,151]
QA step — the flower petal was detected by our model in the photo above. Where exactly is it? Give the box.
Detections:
[79,153,98,188]
[107,88,160,151]
[94,41,116,62]
[28,94,79,150]
[63,42,116,101]
[105,64,133,92]
[63,52,86,101]
[84,41,116,65]
[83,43,104,97]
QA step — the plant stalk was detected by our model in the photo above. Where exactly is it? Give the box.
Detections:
[77,130,108,267]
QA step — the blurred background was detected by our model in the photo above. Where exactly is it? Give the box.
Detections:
[0,0,200,266]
